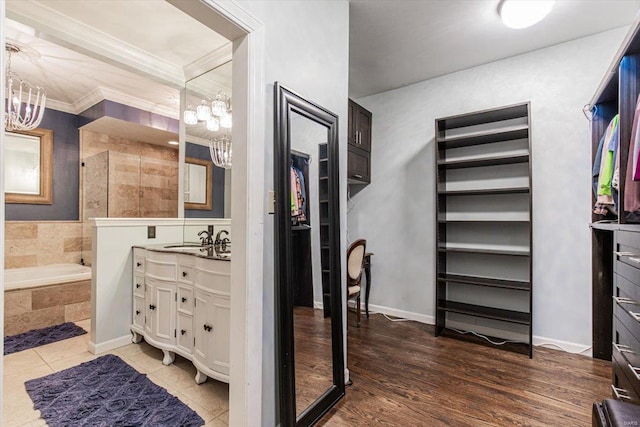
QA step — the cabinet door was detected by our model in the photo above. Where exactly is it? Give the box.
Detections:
[348,99,358,147]
[176,312,193,354]
[347,146,371,184]
[356,105,372,152]
[133,296,145,330]
[193,290,230,375]
[144,283,154,337]
[149,280,176,346]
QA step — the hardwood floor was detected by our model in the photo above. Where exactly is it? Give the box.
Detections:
[318,313,611,426]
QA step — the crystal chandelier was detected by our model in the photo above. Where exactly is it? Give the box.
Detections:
[4,43,47,131]
[209,134,232,169]
[184,90,232,169]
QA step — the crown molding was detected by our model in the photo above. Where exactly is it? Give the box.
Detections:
[6,0,186,89]
[184,43,233,81]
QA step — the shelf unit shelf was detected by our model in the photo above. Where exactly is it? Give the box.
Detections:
[438,274,530,291]
[438,187,530,196]
[436,125,529,149]
[435,102,533,358]
[437,153,529,169]
[318,143,331,318]
[436,301,531,325]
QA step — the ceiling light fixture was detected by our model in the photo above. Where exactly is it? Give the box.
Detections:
[168,140,179,146]
[4,42,47,131]
[498,0,554,29]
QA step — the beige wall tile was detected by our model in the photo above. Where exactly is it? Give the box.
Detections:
[5,223,38,240]
[32,280,90,310]
[64,300,91,322]
[5,291,32,317]
[5,255,38,269]
[5,306,65,336]
[63,237,83,253]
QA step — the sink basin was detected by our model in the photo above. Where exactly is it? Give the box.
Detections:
[164,244,207,249]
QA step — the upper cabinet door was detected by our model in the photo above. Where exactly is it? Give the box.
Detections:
[355,105,372,152]
[348,99,358,147]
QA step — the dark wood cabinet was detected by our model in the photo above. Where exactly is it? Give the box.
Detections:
[347,99,372,184]
[347,145,370,184]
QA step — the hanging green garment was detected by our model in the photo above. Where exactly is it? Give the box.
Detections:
[597,114,619,204]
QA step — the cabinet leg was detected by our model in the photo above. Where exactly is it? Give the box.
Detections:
[131,331,143,344]
[162,350,175,366]
[195,370,208,385]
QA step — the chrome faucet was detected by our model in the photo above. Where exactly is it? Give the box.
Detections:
[215,230,231,253]
[198,230,213,246]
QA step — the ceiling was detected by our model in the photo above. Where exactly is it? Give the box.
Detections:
[349,0,640,98]
[4,0,232,146]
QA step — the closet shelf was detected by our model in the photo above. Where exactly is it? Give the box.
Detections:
[436,125,529,149]
[438,244,530,257]
[438,153,529,169]
[437,300,531,325]
[438,273,530,291]
[438,217,530,223]
[438,187,530,196]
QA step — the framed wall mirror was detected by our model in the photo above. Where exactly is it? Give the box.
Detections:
[5,127,53,204]
[274,82,344,426]
[184,156,213,210]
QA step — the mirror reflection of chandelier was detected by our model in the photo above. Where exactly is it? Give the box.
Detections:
[4,43,47,131]
[184,90,232,169]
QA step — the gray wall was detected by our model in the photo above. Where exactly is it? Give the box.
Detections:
[234,1,350,425]
[347,28,628,349]
[6,108,79,221]
[184,142,225,218]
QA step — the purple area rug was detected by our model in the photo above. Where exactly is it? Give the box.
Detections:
[25,354,204,427]
[4,322,87,355]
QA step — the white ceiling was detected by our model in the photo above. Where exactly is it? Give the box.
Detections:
[349,0,640,98]
[4,0,232,146]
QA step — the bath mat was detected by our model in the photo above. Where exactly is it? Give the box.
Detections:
[4,322,87,355]
[25,354,204,427]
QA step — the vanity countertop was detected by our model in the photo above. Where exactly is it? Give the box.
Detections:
[134,243,231,261]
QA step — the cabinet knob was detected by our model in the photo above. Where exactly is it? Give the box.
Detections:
[136,283,141,288]
[136,262,142,267]
[203,324,212,332]
[149,304,156,310]
[181,297,187,303]
[181,329,186,336]
[136,310,140,315]
[182,271,188,277]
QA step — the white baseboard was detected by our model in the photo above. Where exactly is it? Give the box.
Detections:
[344,368,350,384]
[88,334,132,354]
[358,303,592,356]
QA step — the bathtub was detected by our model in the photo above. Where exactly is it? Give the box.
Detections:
[5,263,92,291]
[4,263,92,336]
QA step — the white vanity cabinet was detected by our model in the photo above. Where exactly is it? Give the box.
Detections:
[130,247,231,384]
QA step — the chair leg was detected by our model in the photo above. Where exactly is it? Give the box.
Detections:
[356,295,361,328]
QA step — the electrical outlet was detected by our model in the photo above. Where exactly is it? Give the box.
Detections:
[268,191,275,214]
[147,226,156,239]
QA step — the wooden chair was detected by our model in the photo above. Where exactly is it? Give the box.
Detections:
[347,239,367,327]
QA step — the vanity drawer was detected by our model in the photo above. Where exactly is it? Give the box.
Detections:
[613,346,640,403]
[146,253,177,281]
[178,265,194,285]
[177,312,193,354]
[133,250,145,274]
[133,296,145,330]
[195,259,230,295]
[177,284,194,315]
[133,274,145,298]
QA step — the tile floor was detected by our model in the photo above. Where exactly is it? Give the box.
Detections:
[3,319,229,427]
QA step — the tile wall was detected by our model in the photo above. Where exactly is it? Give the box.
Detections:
[5,222,84,269]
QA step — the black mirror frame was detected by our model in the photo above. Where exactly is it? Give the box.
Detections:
[274,82,345,427]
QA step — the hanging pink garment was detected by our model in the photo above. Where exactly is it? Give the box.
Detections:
[626,94,640,213]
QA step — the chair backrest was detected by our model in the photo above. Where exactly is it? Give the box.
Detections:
[346,239,366,284]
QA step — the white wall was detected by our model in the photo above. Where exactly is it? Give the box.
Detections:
[233,1,350,425]
[348,27,628,352]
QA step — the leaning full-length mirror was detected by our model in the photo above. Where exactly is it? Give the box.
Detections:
[274,83,344,427]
